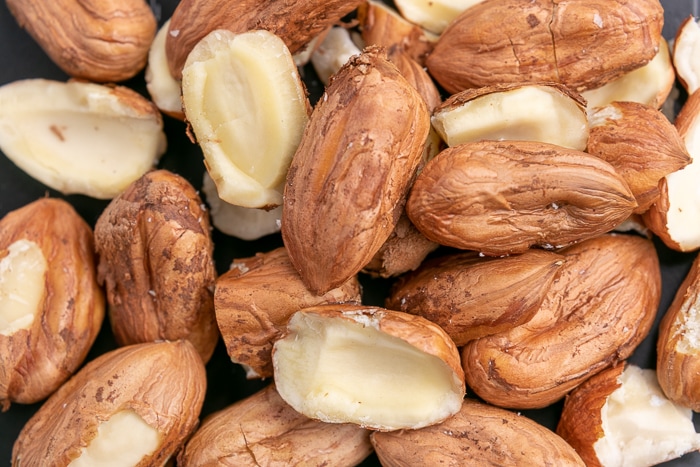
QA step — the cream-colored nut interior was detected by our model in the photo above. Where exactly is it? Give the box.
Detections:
[145,19,183,117]
[664,111,700,251]
[594,365,700,467]
[311,27,362,85]
[393,0,483,34]
[0,239,46,336]
[674,302,700,354]
[0,79,166,199]
[431,85,589,150]
[201,172,282,241]
[68,410,161,467]
[673,19,700,94]
[181,29,309,209]
[582,39,674,110]
[273,311,463,430]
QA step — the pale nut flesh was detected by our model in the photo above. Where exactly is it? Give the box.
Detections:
[181,29,310,209]
[272,305,465,431]
[557,364,700,467]
[431,83,589,150]
[673,16,700,95]
[145,19,185,120]
[393,0,484,35]
[0,79,166,199]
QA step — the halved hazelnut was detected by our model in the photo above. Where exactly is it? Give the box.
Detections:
[673,16,700,95]
[272,304,465,430]
[145,19,185,120]
[181,29,310,209]
[431,83,589,151]
[0,79,166,199]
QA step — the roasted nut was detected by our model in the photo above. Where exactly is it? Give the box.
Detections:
[0,79,166,199]
[356,0,436,65]
[557,364,700,467]
[426,0,664,94]
[282,46,431,294]
[461,234,660,409]
[178,384,373,466]
[165,0,365,79]
[582,38,675,110]
[12,340,207,466]
[672,16,700,95]
[406,140,637,255]
[386,46,442,113]
[362,212,438,279]
[6,0,156,82]
[643,90,700,252]
[657,251,700,411]
[0,198,104,410]
[372,398,585,466]
[94,169,219,363]
[182,29,310,209]
[272,304,465,430]
[214,247,361,379]
[431,83,589,150]
[587,101,692,213]
[386,249,564,345]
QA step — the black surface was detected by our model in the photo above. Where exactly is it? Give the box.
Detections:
[0,1,699,466]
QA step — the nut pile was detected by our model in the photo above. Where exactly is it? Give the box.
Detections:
[1,0,700,466]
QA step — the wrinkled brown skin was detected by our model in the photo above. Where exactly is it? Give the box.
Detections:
[362,212,438,279]
[178,384,373,467]
[214,247,362,379]
[94,169,218,363]
[6,0,156,82]
[386,249,565,345]
[556,364,625,467]
[643,89,700,251]
[282,47,431,294]
[657,253,700,411]
[461,234,660,409]
[587,101,691,214]
[0,198,105,410]
[372,398,585,467]
[12,340,207,467]
[406,140,637,256]
[426,0,664,94]
[165,0,365,79]
[386,46,442,112]
[357,0,435,66]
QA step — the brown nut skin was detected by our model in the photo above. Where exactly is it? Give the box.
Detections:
[214,246,362,379]
[657,251,700,411]
[644,90,700,252]
[94,169,218,363]
[282,46,431,294]
[0,198,105,410]
[556,363,625,467]
[426,0,664,94]
[362,212,439,279]
[165,0,365,79]
[178,384,373,467]
[587,101,692,214]
[406,140,637,256]
[6,0,156,82]
[386,249,565,345]
[12,340,207,467]
[357,0,436,66]
[372,398,585,467]
[461,234,660,409]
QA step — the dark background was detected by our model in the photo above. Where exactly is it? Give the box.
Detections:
[0,0,699,465]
